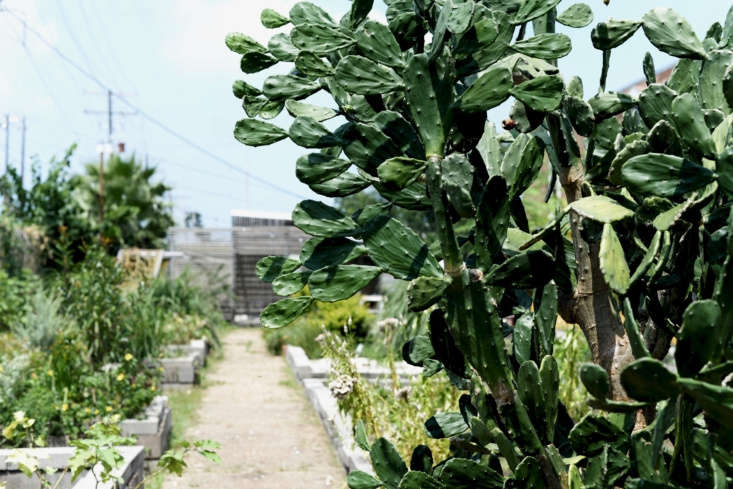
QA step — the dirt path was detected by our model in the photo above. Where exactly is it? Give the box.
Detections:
[161,328,345,489]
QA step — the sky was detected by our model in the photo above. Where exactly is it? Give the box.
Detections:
[0,0,729,227]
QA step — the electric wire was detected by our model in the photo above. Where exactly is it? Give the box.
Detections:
[3,7,310,201]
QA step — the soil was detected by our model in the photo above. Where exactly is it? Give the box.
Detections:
[161,328,346,489]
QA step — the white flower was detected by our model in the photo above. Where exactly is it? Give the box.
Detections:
[328,375,355,400]
[377,318,400,332]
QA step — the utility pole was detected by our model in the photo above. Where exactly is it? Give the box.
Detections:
[20,117,26,181]
[4,114,9,174]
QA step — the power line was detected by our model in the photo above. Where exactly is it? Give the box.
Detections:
[3,7,309,201]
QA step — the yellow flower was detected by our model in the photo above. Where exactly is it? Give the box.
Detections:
[131,383,136,388]
[0,364,4,373]
[105,406,112,413]
[94,409,100,415]
[116,373,125,382]
[124,353,133,362]
[61,403,68,412]
[85,408,91,414]
[31,373,38,380]
[47,370,54,377]
[150,385,157,391]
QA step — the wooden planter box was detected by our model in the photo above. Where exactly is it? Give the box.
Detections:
[0,446,144,489]
[120,396,172,460]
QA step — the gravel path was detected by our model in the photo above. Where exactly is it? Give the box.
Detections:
[161,328,345,489]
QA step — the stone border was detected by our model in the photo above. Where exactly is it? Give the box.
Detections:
[159,339,208,385]
[285,346,422,383]
[302,379,372,474]
[0,446,144,489]
[120,396,172,460]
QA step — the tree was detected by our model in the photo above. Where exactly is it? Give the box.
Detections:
[74,154,174,251]
[230,2,733,488]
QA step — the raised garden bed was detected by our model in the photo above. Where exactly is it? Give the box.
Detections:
[120,396,172,461]
[157,339,208,386]
[0,446,144,489]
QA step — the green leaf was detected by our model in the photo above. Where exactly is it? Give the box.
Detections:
[405,54,451,156]
[291,22,355,53]
[261,9,290,28]
[300,237,366,270]
[347,470,383,489]
[289,117,342,148]
[622,153,716,197]
[267,33,298,61]
[292,200,358,237]
[512,0,562,25]
[676,379,733,429]
[485,250,555,288]
[676,300,722,376]
[513,312,533,366]
[294,52,333,78]
[370,438,408,489]
[652,198,693,231]
[232,80,261,99]
[286,100,337,123]
[242,96,284,119]
[459,65,513,112]
[364,216,442,280]
[240,51,278,73]
[580,363,611,399]
[511,33,572,60]
[569,196,634,223]
[509,75,564,112]
[308,265,381,302]
[424,412,469,439]
[500,134,545,198]
[260,297,314,328]
[642,8,707,59]
[263,75,320,100]
[356,20,404,68]
[600,223,630,294]
[295,153,350,184]
[670,93,717,159]
[233,119,288,146]
[440,458,504,489]
[620,358,679,402]
[355,420,370,451]
[565,96,595,136]
[289,2,334,25]
[309,172,371,197]
[591,20,641,50]
[557,3,593,28]
[637,83,676,128]
[407,276,451,311]
[350,0,373,26]
[335,55,403,95]
[569,414,627,455]
[378,157,426,188]
[225,32,267,54]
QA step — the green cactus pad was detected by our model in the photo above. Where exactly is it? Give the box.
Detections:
[295,153,350,184]
[242,96,285,119]
[409,445,433,473]
[363,215,442,280]
[627,231,661,287]
[568,195,634,223]
[675,300,722,376]
[260,9,290,29]
[289,2,334,25]
[500,134,545,199]
[239,50,278,73]
[700,50,733,115]
[294,52,334,78]
[373,111,425,159]
[308,264,380,301]
[399,471,445,489]
[405,54,450,157]
[512,0,561,25]
[349,0,373,27]
[234,119,288,146]
[608,140,651,185]
[676,378,733,429]
[565,96,595,136]
[441,153,476,217]
[377,157,426,188]
[568,414,627,455]
[407,275,451,311]
[642,8,707,60]
[591,20,641,50]
[511,33,572,60]
[622,153,716,197]
[291,22,355,53]
[439,458,504,489]
[267,33,298,61]
[309,172,371,197]
[535,283,557,357]
[643,52,656,84]
[335,55,404,95]
[255,256,301,283]
[289,117,342,148]
[517,361,544,427]
[670,93,717,159]
[539,355,559,442]
[580,363,611,399]
[260,296,314,328]
[299,237,366,270]
[272,270,310,296]
[341,123,403,174]
[225,33,267,55]
[355,20,404,68]
[509,75,564,112]
[425,412,469,439]
[292,200,359,237]
[620,358,679,402]
[286,100,337,122]
[232,80,261,99]
[513,313,533,366]
[557,3,593,28]
[485,250,555,288]
[263,75,320,100]
[347,470,382,489]
[370,438,408,489]
[588,92,636,120]
[458,65,513,113]
[599,223,631,294]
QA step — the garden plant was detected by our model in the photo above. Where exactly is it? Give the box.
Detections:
[230,0,733,487]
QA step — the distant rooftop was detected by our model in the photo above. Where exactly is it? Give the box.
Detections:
[230,209,293,227]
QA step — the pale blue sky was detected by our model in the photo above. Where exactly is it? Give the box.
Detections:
[0,0,729,226]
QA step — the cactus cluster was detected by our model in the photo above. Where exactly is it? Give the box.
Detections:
[229,1,733,488]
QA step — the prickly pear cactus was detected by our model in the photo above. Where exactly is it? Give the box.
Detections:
[229,1,733,487]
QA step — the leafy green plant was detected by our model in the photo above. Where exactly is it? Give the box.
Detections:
[232,1,733,488]
[13,289,66,350]
[0,269,41,331]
